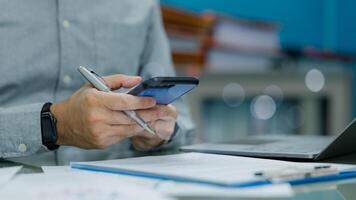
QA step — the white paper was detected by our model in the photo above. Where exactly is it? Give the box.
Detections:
[42,165,80,174]
[0,166,22,187]
[72,153,355,184]
[42,165,293,198]
[158,182,293,198]
[0,173,173,200]
[42,165,161,188]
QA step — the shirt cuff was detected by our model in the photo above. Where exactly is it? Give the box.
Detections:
[0,103,45,158]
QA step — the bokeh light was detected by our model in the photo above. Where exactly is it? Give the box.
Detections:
[222,83,245,107]
[250,95,277,120]
[305,69,325,92]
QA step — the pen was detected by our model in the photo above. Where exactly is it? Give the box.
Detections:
[254,165,338,182]
[77,66,156,135]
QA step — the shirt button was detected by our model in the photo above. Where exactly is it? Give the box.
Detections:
[18,143,27,153]
[63,75,72,86]
[62,20,70,29]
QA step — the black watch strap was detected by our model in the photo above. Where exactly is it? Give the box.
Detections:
[41,103,60,150]
[167,123,179,144]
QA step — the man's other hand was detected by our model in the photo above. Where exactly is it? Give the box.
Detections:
[130,104,177,151]
[51,74,156,149]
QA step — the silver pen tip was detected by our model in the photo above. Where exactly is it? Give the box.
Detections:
[145,125,156,135]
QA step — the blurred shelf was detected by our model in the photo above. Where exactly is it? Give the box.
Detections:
[186,70,353,143]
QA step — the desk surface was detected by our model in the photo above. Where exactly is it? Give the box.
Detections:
[2,153,356,200]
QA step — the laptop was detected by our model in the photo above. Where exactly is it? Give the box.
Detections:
[180,119,356,161]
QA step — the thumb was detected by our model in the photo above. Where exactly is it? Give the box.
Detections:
[103,74,142,90]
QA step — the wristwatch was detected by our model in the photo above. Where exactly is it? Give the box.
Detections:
[41,103,60,150]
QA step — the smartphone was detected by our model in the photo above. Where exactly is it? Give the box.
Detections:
[127,77,199,105]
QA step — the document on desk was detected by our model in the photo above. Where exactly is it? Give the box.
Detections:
[42,165,80,174]
[71,153,354,187]
[0,166,22,187]
[43,165,293,198]
[0,173,172,200]
[157,181,293,198]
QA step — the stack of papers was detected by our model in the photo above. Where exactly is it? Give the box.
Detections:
[156,181,292,198]
[71,153,354,187]
[41,165,294,198]
[66,152,356,198]
[0,172,172,200]
[6,152,353,199]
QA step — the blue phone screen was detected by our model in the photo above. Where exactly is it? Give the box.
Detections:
[137,84,196,104]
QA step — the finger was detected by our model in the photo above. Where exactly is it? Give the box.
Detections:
[135,105,177,122]
[102,110,137,125]
[157,104,177,119]
[91,124,144,147]
[98,92,156,111]
[108,124,144,138]
[103,74,142,90]
[153,119,175,140]
[130,138,148,151]
[136,121,158,139]
[131,135,163,151]
[103,106,175,126]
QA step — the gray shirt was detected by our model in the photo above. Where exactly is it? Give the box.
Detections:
[0,0,194,165]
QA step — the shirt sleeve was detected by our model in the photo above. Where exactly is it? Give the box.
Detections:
[137,0,196,149]
[0,103,47,158]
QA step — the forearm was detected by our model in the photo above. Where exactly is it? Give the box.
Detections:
[0,103,46,158]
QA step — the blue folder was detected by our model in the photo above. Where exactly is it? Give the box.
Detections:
[70,163,356,188]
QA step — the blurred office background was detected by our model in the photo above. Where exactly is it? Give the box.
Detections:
[159,0,356,143]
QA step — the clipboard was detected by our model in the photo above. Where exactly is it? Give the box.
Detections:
[70,163,356,188]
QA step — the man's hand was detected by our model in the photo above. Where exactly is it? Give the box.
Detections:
[50,74,156,149]
[130,104,177,151]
